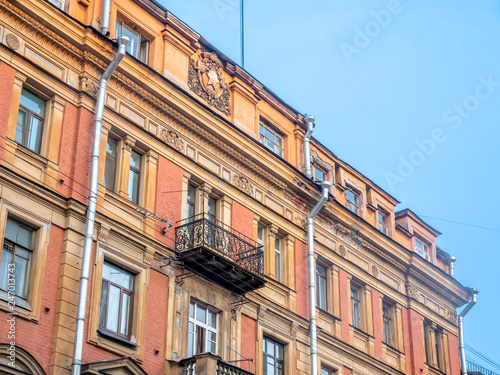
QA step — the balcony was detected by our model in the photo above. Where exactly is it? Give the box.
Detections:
[176,353,253,375]
[175,214,265,294]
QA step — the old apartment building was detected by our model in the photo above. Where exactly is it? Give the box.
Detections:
[0,0,473,374]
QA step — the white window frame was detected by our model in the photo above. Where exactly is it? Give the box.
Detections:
[345,189,360,215]
[274,236,282,283]
[259,123,284,157]
[378,211,389,235]
[188,301,218,357]
[414,237,430,261]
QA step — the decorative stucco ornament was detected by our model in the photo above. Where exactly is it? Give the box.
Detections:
[188,52,230,115]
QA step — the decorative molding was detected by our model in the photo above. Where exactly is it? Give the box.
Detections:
[371,265,379,278]
[98,224,111,243]
[143,247,155,265]
[233,174,254,196]
[160,127,185,153]
[188,52,230,115]
[258,305,267,322]
[5,32,20,50]
[123,136,136,152]
[339,244,347,258]
[290,321,299,337]
[79,72,98,97]
[310,150,334,187]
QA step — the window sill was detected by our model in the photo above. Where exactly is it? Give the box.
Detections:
[0,289,37,322]
[11,141,49,165]
[316,307,341,321]
[349,325,375,339]
[97,328,137,348]
[382,341,404,355]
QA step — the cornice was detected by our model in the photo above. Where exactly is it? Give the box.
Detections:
[0,0,82,64]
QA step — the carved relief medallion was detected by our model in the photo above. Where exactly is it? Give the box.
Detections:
[188,52,230,115]
[5,33,20,51]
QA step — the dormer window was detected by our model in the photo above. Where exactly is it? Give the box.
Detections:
[259,123,283,157]
[378,212,389,235]
[414,237,430,261]
[345,189,359,215]
[115,20,150,64]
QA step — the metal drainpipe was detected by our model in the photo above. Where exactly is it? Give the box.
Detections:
[304,115,315,179]
[71,36,129,375]
[308,180,331,375]
[450,256,456,277]
[458,289,478,375]
[101,0,111,36]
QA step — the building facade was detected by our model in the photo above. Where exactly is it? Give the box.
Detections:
[0,0,472,374]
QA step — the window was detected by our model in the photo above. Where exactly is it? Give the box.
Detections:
[414,238,430,261]
[128,150,141,204]
[378,211,389,235]
[257,224,265,248]
[263,337,284,375]
[207,197,216,223]
[382,302,392,346]
[423,322,432,365]
[316,264,327,311]
[47,0,64,8]
[275,236,282,282]
[186,184,196,221]
[115,20,150,64]
[321,366,335,375]
[259,123,283,157]
[0,218,33,299]
[98,262,134,339]
[435,330,443,371]
[351,284,361,329]
[188,301,218,357]
[313,165,325,182]
[104,137,117,190]
[15,89,46,153]
[345,189,359,215]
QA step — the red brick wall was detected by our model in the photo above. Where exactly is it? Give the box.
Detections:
[294,239,309,319]
[240,314,256,373]
[344,366,352,375]
[155,156,183,248]
[339,268,350,341]
[0,62,16,160]
[406,308,425,375]
[371,288,383,359]
[231,200,253,240]
[448,332,461,375]
[0,225,63,372]
[57,104,94,202]
[143,266,169,374]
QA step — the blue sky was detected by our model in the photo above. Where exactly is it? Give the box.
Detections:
[162,0,500,366]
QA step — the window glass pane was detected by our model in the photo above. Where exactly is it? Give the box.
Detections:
[28,116,43,153]
[259,124,264,134]
[0,249,13,292]
[208,197,216,219]
[276,342,283,359]
[188,330,194,357]
[189,302,195,318]
[196,304,206,324]
[264,127,275,142]
[16,108,27,144]
[266,339,274,356]
[122,24,140,57]
[346,190,355,203]
[104,155,116,190]
[15,247,31,260]
[115,21,122,37]
[128,170,140,204]
[208,310,216,328]
[107,138,117,156]
[130,151,141,170]
[13,256,29,298]
[106,284,120,332]
[102,262,133,290]
[20,89,45,117]
[17,226,32,249]
[139,37,149,63]
[276,135,283,147]
[120,292,130,335]
[5,219,18,242]
[276,148,283,157]
[99,280,108,327]
[265,139,275,151]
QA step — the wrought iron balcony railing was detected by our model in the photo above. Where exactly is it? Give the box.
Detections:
[175,214,265,293]
[467,360,499,375]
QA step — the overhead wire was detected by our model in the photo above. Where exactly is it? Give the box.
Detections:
[419,214,500,233]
